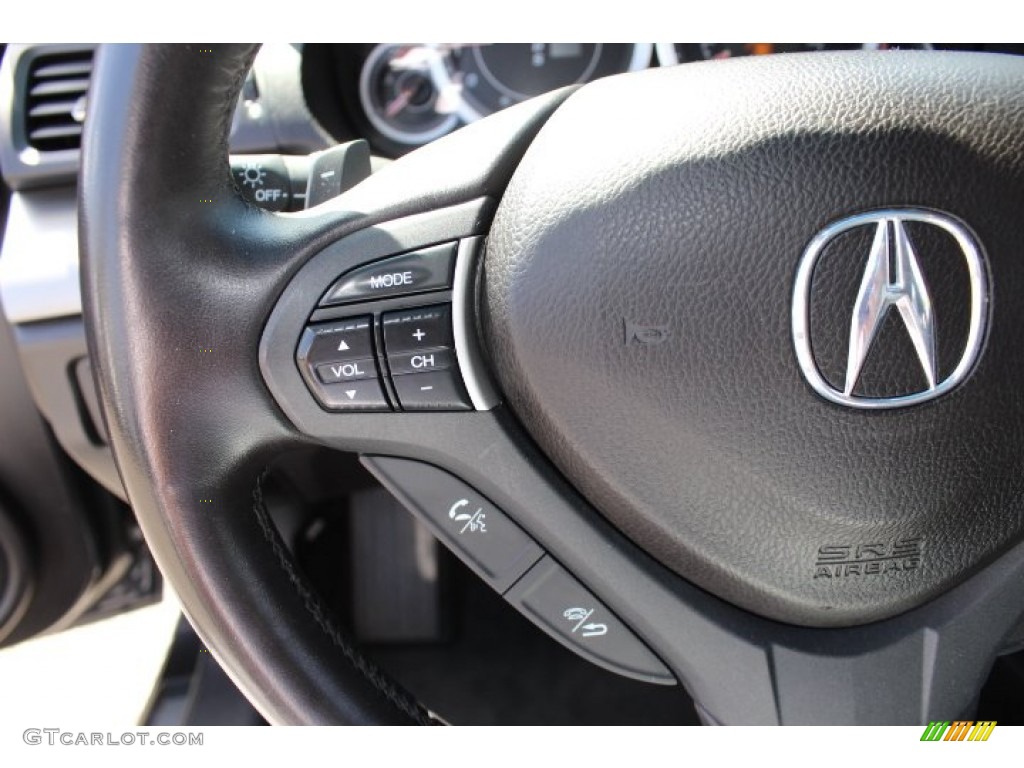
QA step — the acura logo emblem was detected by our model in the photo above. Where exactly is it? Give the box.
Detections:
[792,209,988,409]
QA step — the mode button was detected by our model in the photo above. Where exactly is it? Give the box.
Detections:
[320,242,456,306]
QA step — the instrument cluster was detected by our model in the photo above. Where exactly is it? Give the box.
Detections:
[313,43,1008,156]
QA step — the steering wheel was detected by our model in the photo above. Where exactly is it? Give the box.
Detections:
[79,44,1024,724]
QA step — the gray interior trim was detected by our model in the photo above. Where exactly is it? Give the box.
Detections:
[12,317,124,498]
[0,44,94,190]
[0,188,82,324]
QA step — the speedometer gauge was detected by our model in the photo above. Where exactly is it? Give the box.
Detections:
[430,44,653,123]
[358,44,458,146]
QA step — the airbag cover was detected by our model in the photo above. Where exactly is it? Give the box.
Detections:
[483,53,1024,626]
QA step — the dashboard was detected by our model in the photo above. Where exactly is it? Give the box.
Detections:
[304,43,1024,156]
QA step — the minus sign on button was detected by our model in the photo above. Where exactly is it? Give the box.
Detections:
[420,386,434,391]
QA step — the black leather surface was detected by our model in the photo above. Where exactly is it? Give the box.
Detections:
[484,52,1024,626]
[79,44,569,723]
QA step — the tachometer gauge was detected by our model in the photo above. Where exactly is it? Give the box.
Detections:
[358,44,458,146]
[429,44,653,123]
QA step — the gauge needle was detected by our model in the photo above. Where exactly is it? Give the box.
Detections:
[385,87,416,118]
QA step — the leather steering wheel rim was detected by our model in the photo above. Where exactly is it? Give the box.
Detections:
[80,43,428,725]
[79,43,569,724]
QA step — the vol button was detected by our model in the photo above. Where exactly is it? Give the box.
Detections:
[322,378,389,411]
[302,318,375,363]
[316,358,377,384]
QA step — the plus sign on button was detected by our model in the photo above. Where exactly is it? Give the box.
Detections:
[382,304,454,354]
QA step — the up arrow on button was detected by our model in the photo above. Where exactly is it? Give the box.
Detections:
[338,340,350,351]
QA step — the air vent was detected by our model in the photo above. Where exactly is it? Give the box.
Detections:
[23,49,93,152]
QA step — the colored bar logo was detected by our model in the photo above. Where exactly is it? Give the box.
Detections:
[920,721,996,741]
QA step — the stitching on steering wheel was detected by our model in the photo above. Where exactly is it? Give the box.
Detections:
[215,44,262,211]
[252,469,436,725]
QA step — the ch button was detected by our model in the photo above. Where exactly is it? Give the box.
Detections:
[382,305,453,353]
[382,305,471,411]
[388,347,456,375]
